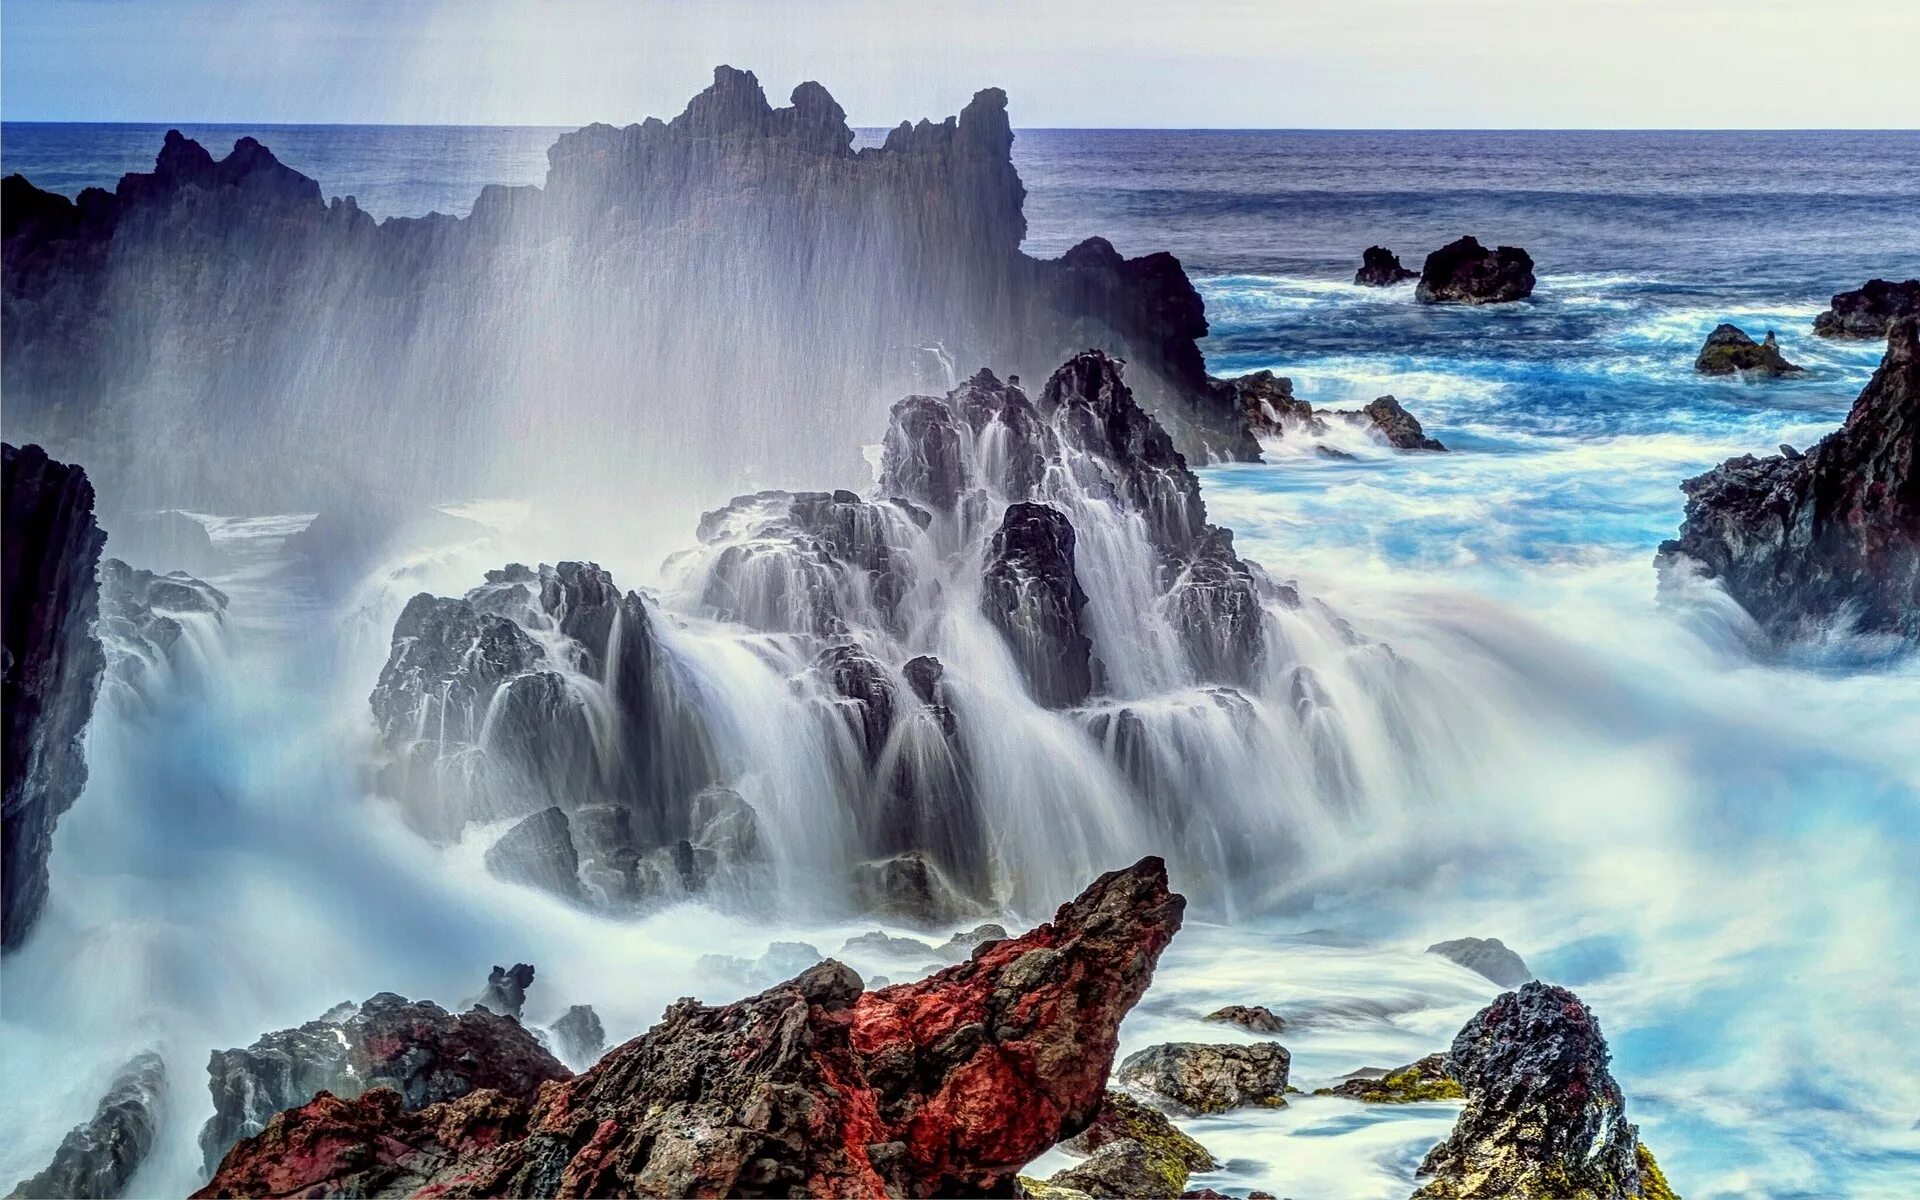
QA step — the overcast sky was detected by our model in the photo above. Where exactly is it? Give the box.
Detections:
[5,0,1917,128]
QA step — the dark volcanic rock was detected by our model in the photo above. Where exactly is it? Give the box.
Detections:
[983,502,1096,707]
[198,857,1186,1200]
[1659,317,1920,642]
[8,1052,166,1199]
[95,558,228,698]
[1355,245,1418,287]
[484,808,584,901]
[850,849,980,928]
[1203,1003,1285,1034]
[549,1004,605,1068]
[1813,277,1920,339]
[1165,528,1267,686]
[1427,936,1534,988]
[1356,395,1448,450]
[1315,1052,1463,1103]
[1413,982,1663,1199]
[1695,324,1803,376]
[1116,1041,1291,1114]
[472,962,537,1020]
[1415,236,1535,305]
[1062,1088,1217,1174]
[1213,369,1317,439]
[2,443,106,952]
[197,990,567,1175]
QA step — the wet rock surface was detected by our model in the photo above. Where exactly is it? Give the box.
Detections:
[1116,1041,1291,1114]
[1415,236,1535,305]
[1062,1088,1217,1174]
[199,857,1185,1199]
[1694,323,1803,376]
[8,1052,166,1199]
[197,986,568,1175]
[984,502,1096,707]
[1315,1052,1463,1103]
[1414,982,1665,1199]
[2,443,106,952]
[1427,936,1533,988]
[1355,245,1418,286]
[1660,317,1920,642]
[549,1004,605,1068]
[1813,277,1920,339]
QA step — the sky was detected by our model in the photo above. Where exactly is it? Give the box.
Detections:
[3,0,1917,129]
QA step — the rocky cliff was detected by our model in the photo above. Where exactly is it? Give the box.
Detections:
[1660,317,1919,643]
[197,857,1184,1199]
[3,68,1255,514]
[2,443,107,951]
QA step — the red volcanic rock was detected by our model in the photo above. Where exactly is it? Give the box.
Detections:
[199,857,1185,1199]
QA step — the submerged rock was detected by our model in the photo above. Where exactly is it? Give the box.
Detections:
[198,857,1186,1199]
[197,989,567,1174]
[1427,936,1534,988]
[2,443,106,952]
[1203,1003,1285,1034]
[1694,323,1803,376]
[8,1052,166,1199]
[1355,245,1418,287]
[1659,317,1920,642]
[1413,982,1666,1199]
[1415,236,1535,305]
[1116,1041,1291,1114]
[549,1004,605,1068]
[1315,1052,1463,1102]
[1813,277,1920,339]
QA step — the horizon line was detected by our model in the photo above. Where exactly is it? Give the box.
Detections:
[4,119,1919,135]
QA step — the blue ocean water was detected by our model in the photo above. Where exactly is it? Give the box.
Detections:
[6,124,1920,1197]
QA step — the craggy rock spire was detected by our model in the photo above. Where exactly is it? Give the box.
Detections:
[4,70,1255,512]
[1660,317,1920,643]
[198,857,1186,1199]
[2,443,107,951]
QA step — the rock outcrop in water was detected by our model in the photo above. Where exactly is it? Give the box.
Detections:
[1415,236,1535,305]
[199,857,1185,1199]
[3,69,1258,514]
[1355,246,1418,287]
[1659,317,1919,642]
[1116,1041,1291,1113]
[2,443,107,952]
[8,1052,166,1199]
[1213,373,1446,451]
[96,558,228,703]
[198,986,568,1175]
[1812,278,1920,339]
[1694,324,1803,376]
[984,502,1097,707]
[1414,982,1674,1200]
[1427,936,1533,988]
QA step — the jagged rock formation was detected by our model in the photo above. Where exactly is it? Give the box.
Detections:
[1415,237,1535,305]
[198,987,568,1175]
[1813,278,1920,339]
[1058,1089,1217,1196]
[1328,396,1448,451]
[1659,317,1919,642]
[1203,1003,1285,1033]
[2,443,107,951]
[1413,982,1670,1200]
[1213,373,1446,451]
[1314,1053,1462,1103]
[198,857,1185,1199]
[8,1053,166,1199]
[95,558,228,704]
[1116,1042,1291,1114]
[1427,936,1534,988]
[984,502,1097,707]
[470,963,537,1019]
[549,1005,604,1068]
[1694,324,1803,376]
[1355,246,1418,286]
[3,69,1256,515]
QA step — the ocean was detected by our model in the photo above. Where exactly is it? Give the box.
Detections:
[4,124,1919,1198]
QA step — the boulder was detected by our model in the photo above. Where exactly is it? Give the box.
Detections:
[1694,324,1803,376]
[851,850,979,928]
[1415,236,1535,305]
[983,502,1095,707]
[1048,1139,1187,1200]
[1813,277,1920,339]
[483,809,583,901]
[1413,982,1670,1199]
[1355,245,1418,287]
[549,1004,605,1068]
[199,857,1186,1199]
[1314,1052,1463,1102]
[1062,1088,1216,1171]
[1659,317,1920,642]
[1115,1041,1291,1114]
[8,1052,166,1199]
[196,990,567,1174]
[1202,1003,1284,1034]
[1427,936,1533,988]
[2,443,106,952]
[1357,395,1447,450]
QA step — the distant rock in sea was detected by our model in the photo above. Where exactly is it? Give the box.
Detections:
[1695,323,1803,376]
[1427,936,1534,987]
[1415,236,1536,305]
[1660,317,1919,643]
[1813,277,1920,339]
[1355,245,1418,286]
